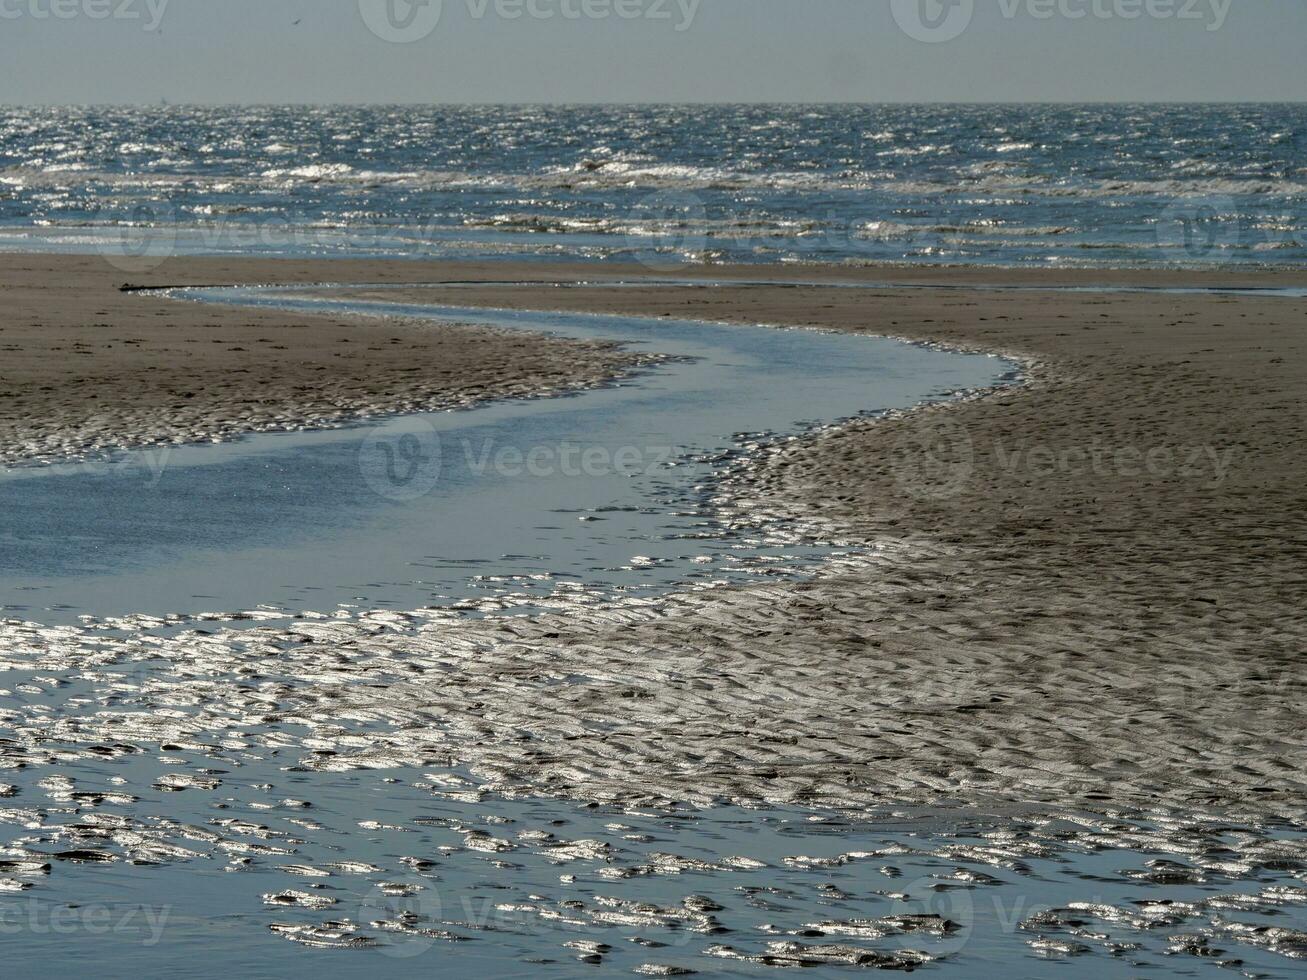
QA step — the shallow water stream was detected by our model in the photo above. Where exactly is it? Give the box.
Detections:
[0,287,1006,621]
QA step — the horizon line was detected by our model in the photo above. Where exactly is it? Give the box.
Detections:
[4,100,1306,108]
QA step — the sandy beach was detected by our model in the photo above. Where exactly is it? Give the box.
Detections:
[3,252,1305,825]
[0,254,647,466]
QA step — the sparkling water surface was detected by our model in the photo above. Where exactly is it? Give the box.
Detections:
[2,104,1305,268]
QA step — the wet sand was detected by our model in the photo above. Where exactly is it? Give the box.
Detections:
[0,254,645,466]
[4,252,1306,825]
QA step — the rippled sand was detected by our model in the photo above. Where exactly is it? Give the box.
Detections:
[2,589,1306,970]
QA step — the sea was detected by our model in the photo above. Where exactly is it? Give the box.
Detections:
[1,103,1305,269]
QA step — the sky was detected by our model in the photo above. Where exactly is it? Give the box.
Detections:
[0,0,1304,104]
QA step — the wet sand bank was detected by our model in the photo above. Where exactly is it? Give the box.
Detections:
[4,252,1306,824]
[0,254,645,466]
[318,268,1307,822]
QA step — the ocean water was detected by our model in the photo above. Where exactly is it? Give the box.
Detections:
[1,103,1305,268]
